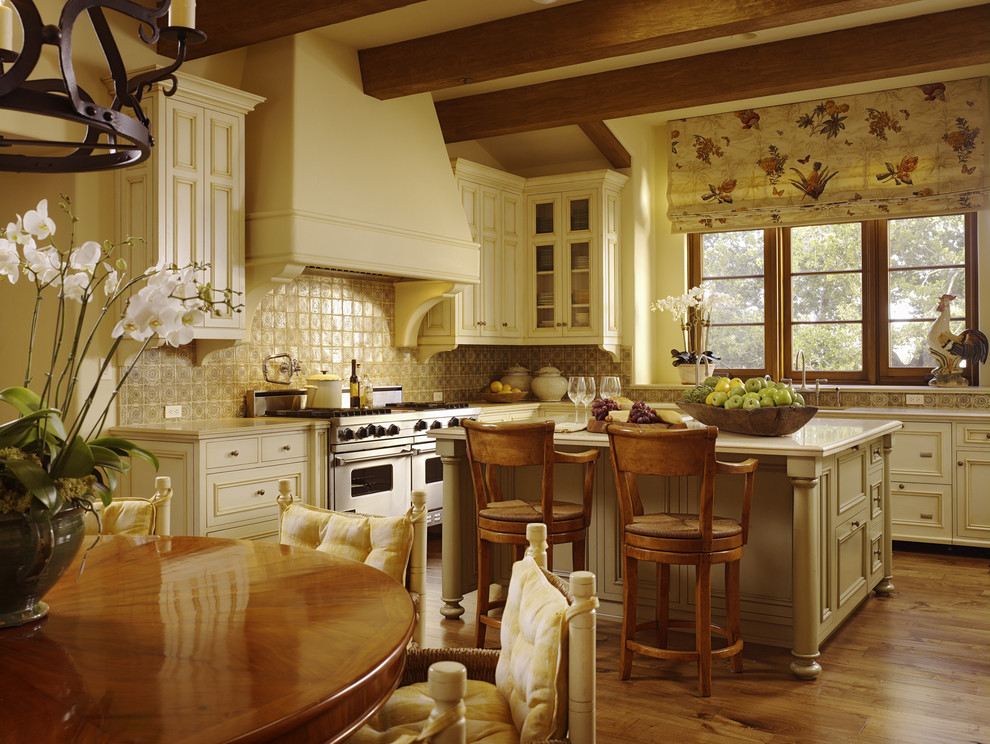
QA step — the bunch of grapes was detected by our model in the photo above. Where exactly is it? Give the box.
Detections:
[629,401,661,424]
[591,397,620,421]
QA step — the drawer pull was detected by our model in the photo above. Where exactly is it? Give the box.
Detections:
[256,489,265,496]
[898,483,905,489]
[281,444,292,451]
[957,461,963,467]
[230,450,240,457]
[919,452,932,458]
[920,513,933,520]
[851,520,861,528]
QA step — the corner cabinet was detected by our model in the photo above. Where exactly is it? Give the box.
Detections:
[417,163,627,361]
[418,160,526,358]
[524,170,627,358]
[115,69,264,359]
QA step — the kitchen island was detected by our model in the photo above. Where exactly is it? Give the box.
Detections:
[431,415,901,679]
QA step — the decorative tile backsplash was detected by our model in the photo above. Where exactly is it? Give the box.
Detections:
[118,271,987,425]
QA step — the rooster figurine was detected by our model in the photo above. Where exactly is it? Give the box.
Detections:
[927,294,988,386]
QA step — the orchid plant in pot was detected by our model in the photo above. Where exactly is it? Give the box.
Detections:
[0,197,239,627]
[651,284,723,384]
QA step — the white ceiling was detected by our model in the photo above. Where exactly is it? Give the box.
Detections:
[316,0,990,174]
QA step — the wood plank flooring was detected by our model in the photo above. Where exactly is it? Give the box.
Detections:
[419,536,990,743]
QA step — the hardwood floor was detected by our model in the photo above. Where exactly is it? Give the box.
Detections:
[419,535,990,743]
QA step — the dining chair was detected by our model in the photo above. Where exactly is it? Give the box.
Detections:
[84,476,172,536]
[461,418,599,647]
[275,482,428,646]
[605,424,758,696]
[348,523,599,744]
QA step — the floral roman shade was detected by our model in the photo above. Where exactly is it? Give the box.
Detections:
[666,77,988,233]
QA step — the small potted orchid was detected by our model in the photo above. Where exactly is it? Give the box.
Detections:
[0,196,239,627]
[651,284,722,382]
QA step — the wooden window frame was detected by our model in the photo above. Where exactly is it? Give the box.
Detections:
[688,214,979,386]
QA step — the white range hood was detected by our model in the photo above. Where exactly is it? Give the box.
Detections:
[241,33,478,336]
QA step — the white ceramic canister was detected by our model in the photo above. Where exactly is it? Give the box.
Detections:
[499,364,532,393]
[305,372,342,409]
[530,366,569,401]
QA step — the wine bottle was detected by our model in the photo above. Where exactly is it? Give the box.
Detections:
[349,359,360,407]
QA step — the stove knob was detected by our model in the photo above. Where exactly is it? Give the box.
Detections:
[387,424,400,436]
[414,420,428,431]
[448,416,460,427]
[355,426,369,439]
[339,427,354,441]
[430,420,443,430]
[371,425,383,437]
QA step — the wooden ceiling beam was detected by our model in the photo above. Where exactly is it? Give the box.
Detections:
[435,6,990,143]
[158,0,426,61]
[578,121,632,170]
[359,0,918,100]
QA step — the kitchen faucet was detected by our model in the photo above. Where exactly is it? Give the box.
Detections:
[795,350,808,391]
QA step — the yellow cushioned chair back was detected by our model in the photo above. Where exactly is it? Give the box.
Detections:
[100,500,157,536]
[279,502,414,585]
[495,556,569,741]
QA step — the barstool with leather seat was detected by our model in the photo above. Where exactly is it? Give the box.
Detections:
[462,418,599,648]
[606,424,758,696]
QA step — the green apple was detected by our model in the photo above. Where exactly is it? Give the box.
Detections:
[760,393,776,407]
[772,387,793,406]
[724,394,745,409]
[793,392,806,406]
[742,391,761,402]
[709,391,729,407]
[744,377,765,393]
[728,384,746,399]
[742,396,762,410]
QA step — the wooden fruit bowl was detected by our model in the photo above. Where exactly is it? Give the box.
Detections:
[479,391,528,403]
[675,401,818,437]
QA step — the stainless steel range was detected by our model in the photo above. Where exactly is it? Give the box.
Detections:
[250,389,478,523]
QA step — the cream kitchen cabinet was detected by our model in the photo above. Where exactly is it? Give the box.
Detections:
[115,70,264,357]
[418,161,525,358]
[524,170,627,358]
[888,421,954,543]
[953,422,990,546]
[109,421,320,540]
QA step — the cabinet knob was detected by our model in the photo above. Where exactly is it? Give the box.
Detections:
[256,489,265,496]
[281,444,291,451]
[230,450,239,457]
[958,461,964,467]
[851,520,861,528]
[986,433,990,439]
[898,483,905,489]
[561,321,567,327]
[502,322,507,327]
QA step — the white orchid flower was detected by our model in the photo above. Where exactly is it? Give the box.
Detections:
[22,199,57,240]
[23,243,61,284]
[162,305,204,346]
[69,240,102,273]
[59,272,90,303]
[0,238,20,284]
[103,263,120,296]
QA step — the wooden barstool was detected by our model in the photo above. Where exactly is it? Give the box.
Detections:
[605,424,758,696]
[462,418,599,647]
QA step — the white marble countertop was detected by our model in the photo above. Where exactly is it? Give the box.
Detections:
[434,414,901,458]
[110,417,327,440]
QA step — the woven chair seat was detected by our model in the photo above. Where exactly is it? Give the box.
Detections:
[479,499,585,524]
[627,513,742,540]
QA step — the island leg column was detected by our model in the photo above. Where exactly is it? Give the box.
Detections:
[788,456,823,680]
[874,433,895,596]
[436,438,466,618]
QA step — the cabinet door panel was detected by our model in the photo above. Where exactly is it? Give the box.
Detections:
[891,481,952,542]
[835,513,869,615]
[955,448,990,545]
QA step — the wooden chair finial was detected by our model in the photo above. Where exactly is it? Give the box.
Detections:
[525,522,548,568]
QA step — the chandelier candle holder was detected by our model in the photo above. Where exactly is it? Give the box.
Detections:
[0,0,205,173]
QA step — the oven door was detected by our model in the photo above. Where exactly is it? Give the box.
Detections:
[331,444,412,517]
[411,441,444,525]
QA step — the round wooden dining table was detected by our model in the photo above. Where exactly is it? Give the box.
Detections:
[0,535,415,743]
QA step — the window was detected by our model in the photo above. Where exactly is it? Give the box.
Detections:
[689,214,978,385]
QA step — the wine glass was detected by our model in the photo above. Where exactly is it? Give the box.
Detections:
[579,376,597,422]
[567,376,586,424]
[600,375,621,402]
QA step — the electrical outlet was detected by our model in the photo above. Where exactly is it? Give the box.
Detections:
[433,391,443,401]
[905,394,925,406]
[164,405,183,419]
[100,365,114,382]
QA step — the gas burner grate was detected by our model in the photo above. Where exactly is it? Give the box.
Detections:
[266,407,394,419]
[397,402,473,410]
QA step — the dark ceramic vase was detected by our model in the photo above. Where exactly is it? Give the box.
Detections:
[0,506,86,628]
